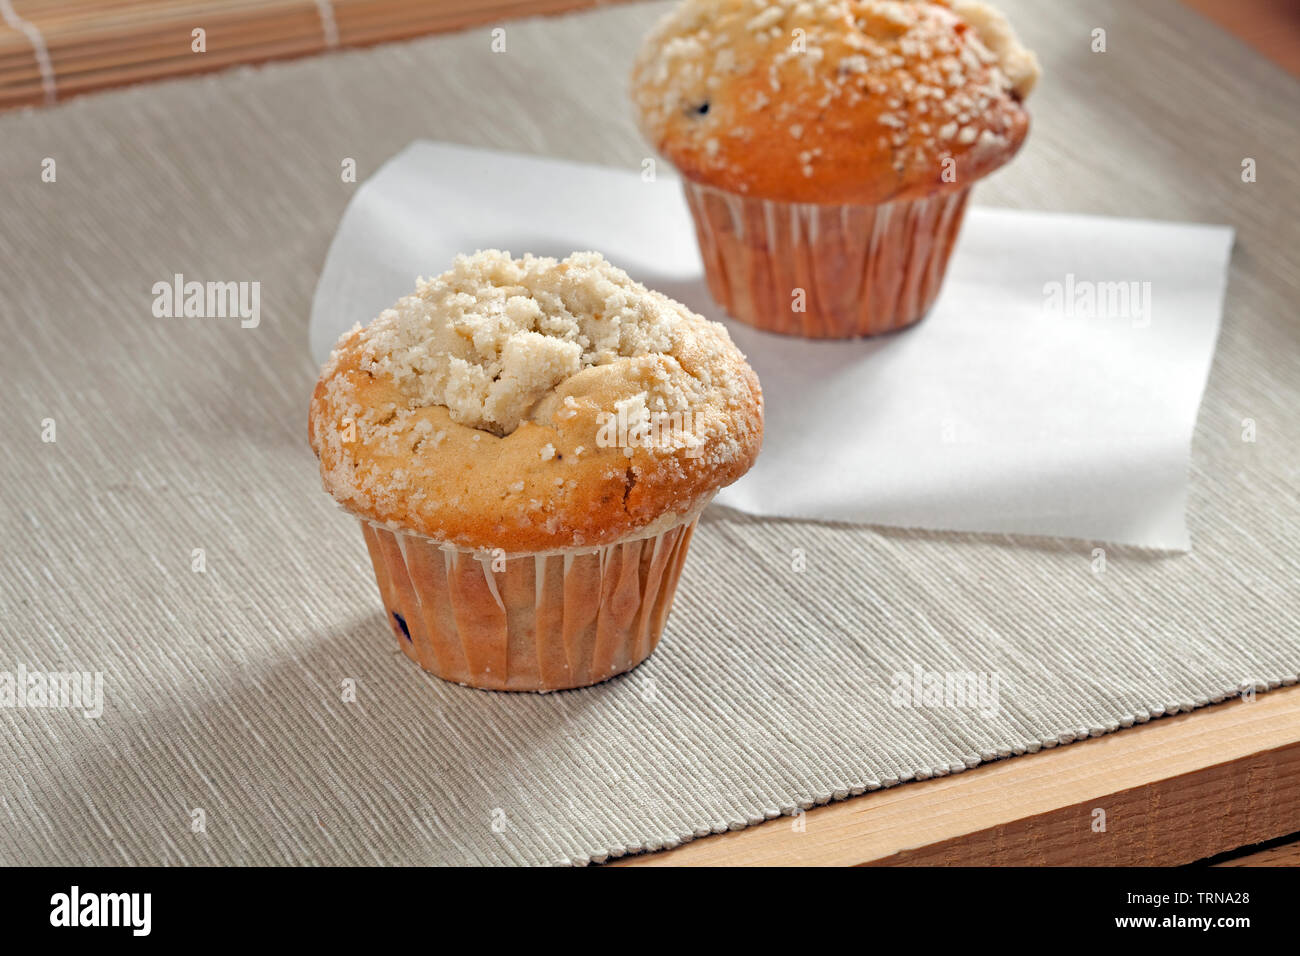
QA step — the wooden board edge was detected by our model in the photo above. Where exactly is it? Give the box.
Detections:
[1211,834,1300,867]
[613,682,1300,866]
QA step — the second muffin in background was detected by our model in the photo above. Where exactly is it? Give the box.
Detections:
[632,0,1039,339]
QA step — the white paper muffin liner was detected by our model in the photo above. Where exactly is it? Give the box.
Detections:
[683,179,972,338]
[355,506,706,692]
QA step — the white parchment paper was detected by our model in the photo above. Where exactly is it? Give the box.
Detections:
[310,142,1234,550]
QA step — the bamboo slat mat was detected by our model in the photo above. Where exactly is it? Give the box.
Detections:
[0,0,628,110]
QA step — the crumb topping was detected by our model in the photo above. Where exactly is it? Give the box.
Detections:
[355,250,712,436]
[952,0,1038,99]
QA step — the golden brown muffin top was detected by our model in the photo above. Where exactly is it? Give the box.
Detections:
[309,251,763,553]
[631,0,1039,204]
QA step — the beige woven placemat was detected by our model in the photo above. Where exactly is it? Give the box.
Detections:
[1,0,1297,866]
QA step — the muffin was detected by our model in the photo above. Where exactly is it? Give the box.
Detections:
[631,0,1039,338]
[309,250,763,691]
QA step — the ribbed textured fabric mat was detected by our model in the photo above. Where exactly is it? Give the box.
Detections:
[2,0,1298,866]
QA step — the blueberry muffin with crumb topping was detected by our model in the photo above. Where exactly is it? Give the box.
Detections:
[309,250,763,691]
[632,0,1039,338]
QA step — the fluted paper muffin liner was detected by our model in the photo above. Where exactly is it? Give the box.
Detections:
[356,508,705,692]
[683,179,971,339]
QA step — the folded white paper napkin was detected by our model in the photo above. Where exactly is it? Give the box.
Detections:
[310,141,1233,550]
